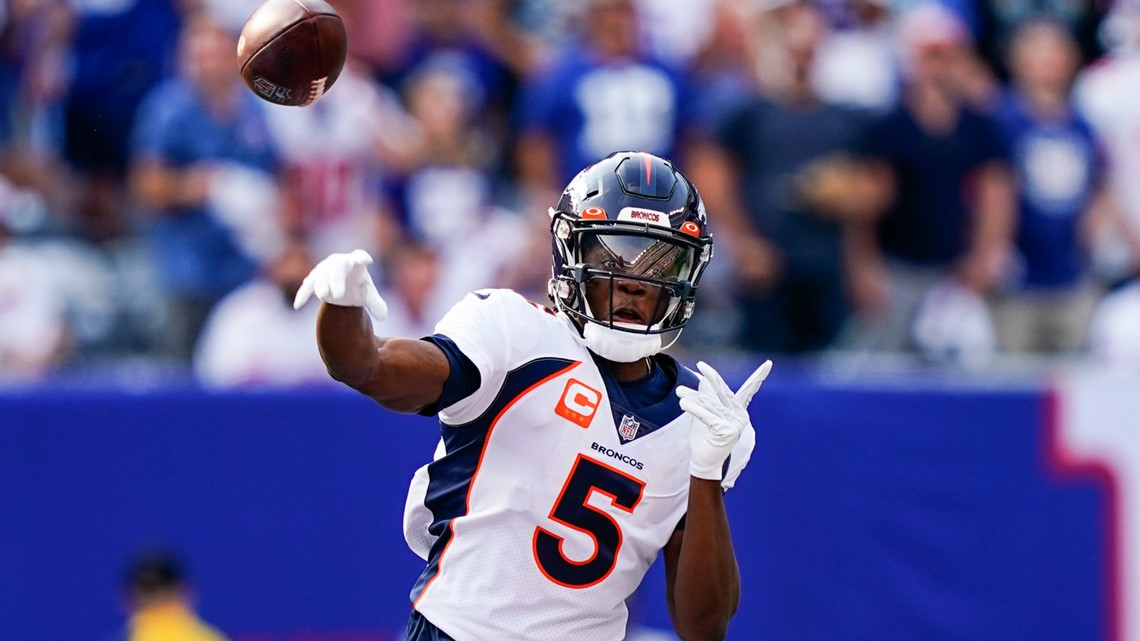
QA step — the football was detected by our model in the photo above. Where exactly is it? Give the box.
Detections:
[237,0,348,107]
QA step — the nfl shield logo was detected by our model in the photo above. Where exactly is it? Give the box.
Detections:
[618,414,640,442]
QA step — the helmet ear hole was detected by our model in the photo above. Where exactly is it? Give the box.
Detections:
[551,278,574,302]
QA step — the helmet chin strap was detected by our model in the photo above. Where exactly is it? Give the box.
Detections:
[582,322,664,362]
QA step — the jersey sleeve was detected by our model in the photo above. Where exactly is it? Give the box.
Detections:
[429,289,518,425]
[417,334,482,416]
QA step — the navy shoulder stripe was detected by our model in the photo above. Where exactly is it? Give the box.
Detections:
[419,334,482,416]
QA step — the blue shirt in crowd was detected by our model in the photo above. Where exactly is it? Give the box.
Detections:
[130,79,278,300]
[993,91,1102,289]
[717,96,870,275]
[387,34,512,115]
[860,103,1010,266]
[518,43,692,186]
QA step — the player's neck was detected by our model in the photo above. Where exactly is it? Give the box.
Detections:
[601,356,655,383]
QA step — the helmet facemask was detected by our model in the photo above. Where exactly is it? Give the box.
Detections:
[550,212,713,360]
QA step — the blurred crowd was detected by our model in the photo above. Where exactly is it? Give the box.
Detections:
[1,0,1139,386]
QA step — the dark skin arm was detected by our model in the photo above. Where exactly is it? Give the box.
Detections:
[663,478,740,641]
[316,304,450,414]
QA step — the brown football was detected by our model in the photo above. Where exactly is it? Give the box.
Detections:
[237,0,347,107]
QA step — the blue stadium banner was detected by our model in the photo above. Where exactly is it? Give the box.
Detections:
[0,372,1126,641]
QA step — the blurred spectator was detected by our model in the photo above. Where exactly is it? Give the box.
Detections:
[264,60,416,260]
[3,0,1126,379]
[988,17,1107,355]
[843,2,1016,365]
[689,0,885,354]
[0,179,71,380]
[121,549,229,641]
[0,143,132,365]
[515,0,692,197]
[382,0,535,168]
[662,1,759,349]
[332,0,414,73]
[0,0,73,223]
[0,2,14,147]
[194,242,330,387]
[378,239,501,338]
[62,0,186,241]
[972,0,1107,81]
[194,0,261,33]
[685,0,759,130]
[637,0,718,66]
[128,14,280,363]
[386,62,536,298]
[386,0,536,85]
[388,63,494,250]
[1075,3,1140,287]
[811,0,899,111]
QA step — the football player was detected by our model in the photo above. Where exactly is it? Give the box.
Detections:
[294,151,771,641]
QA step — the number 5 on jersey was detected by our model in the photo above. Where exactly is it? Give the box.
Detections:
[533,454,646,588]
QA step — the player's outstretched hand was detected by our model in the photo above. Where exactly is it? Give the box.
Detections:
[292,249,389,320]
[678,360,772,489]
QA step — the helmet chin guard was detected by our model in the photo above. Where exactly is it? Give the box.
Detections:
[582,320,666,363]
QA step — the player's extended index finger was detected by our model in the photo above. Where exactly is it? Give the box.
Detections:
[735,360,773,406]
[293,275,315,310]
[696,361,735,405]
[348,248,374,265]
[365,287,389,321]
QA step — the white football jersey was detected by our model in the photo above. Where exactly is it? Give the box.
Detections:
[402,289,705,641]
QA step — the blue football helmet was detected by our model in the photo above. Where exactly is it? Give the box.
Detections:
[548,151,714,361]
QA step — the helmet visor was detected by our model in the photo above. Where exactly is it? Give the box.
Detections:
[579,232,697,283]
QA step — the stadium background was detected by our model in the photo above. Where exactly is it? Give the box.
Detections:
[2,0,1139,640]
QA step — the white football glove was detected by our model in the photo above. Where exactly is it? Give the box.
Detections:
[678,360,772,488]
[292,249,389,320]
